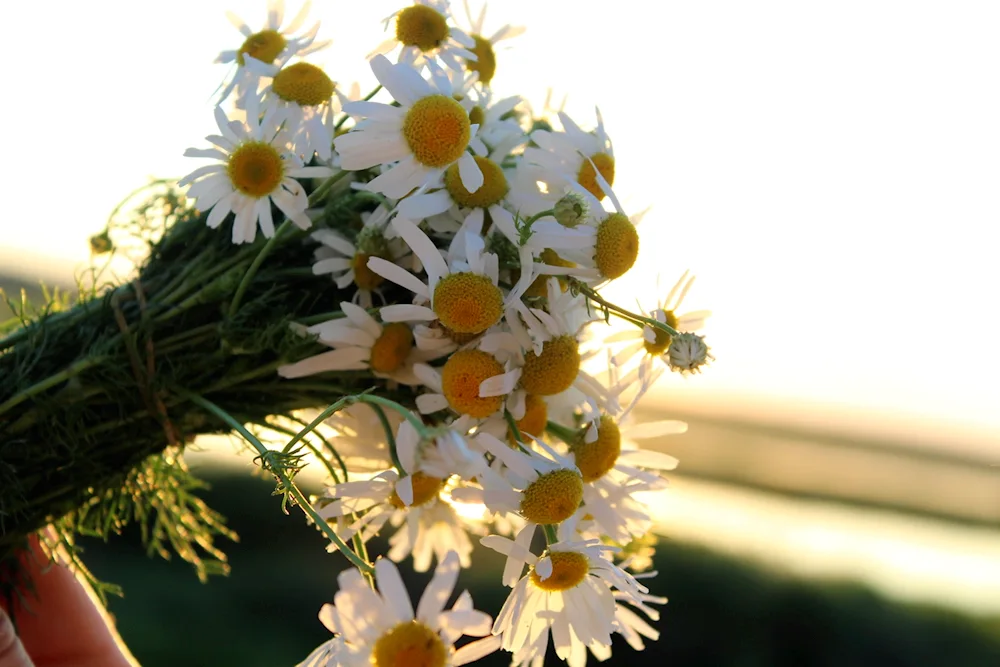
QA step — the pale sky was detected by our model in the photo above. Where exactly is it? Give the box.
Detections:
[4,1,1000,442]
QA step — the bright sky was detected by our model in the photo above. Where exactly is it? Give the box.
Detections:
[4,1,1000,441]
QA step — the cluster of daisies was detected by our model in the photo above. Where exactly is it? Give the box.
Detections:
[179,2,713,666]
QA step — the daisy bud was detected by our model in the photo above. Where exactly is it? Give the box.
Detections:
[554,191,589,228]
[667,332,712,374]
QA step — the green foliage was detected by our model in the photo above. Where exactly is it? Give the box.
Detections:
[0,177,416,594]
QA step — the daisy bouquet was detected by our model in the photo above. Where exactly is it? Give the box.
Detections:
[0,1,713,664]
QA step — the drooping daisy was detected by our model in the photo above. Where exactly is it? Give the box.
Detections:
[454,433,585,528]
[278,302,441,385]
[369,217,533,338]
[460,1,525,87]
[607,270,712,378]
[301,551,499,667]
[310,205,415,307]
[215,0,330,105]
[335,55,486,199]
[525,108,616,201]
[179,106,333,244]
[372,0,479,74]
[481,536,648,666]
[387,494,482,571]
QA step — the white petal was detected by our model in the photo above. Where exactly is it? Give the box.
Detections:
[416,551,460,624]
[367,257,430,299]
[375,558,415,622]
[457,153,484,192]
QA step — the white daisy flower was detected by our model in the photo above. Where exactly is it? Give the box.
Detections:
[240,56,350,162]
[371,0,479,74]
[388,495,482,571]
[525,108,616,201]
[369,217,533,337]
[481,537,648,666]
[318,402,397,473]
[396,127,527,246]
[454,433,584,528]
[310,205,415,308]
[303,551,499,667]
[277,302,438,385]
[607,270,712,378]
[215,0,330,105]
[460,0,526,87]
[410,347,509,422]
[526,170,642,284]
[179,106,333,244]
[334,55,485,199]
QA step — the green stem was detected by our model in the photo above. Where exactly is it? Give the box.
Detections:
[543,524,559,544]
[526,208,556,224]
[544,420,579,445]
[0,357,104,419]
[179,390,374,574]
[369,403,403,474]
[306,169,353,208]
[228,220,294,319]
[571,279,679,338]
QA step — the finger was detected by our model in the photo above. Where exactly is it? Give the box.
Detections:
[0,606,34,667]
[4,537,135,667]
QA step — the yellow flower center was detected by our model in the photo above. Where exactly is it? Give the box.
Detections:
[643,310,678,355]
[372,620,447,667]
[530,551,590,592]
[524,249,575,298]
[508,394,548,446]
[519,468,583,525]
[440,349,505,418]
[469,105,485,127]
[432,273,503,334]
[237,29,287,66]
[272,62,335,107]
[466,34,497,85]
[577,152,615,200]
[519,335,580,396]
[388,472,444,509]
[370,323,414,374]
[594,213,639,280]
[402,95,471,168]
[395,4,450,52]
[227,141,284,197]
[352,252,387,291]
[444,155,508,208]
[571,416,621,482]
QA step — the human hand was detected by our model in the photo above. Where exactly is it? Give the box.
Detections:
[0,537,137,667]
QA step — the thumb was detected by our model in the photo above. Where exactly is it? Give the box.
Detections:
[0,606,33,667]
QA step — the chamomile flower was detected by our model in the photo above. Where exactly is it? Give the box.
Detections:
[607,270,712,378]
[278,302,437,385]
[215,0,330,104]
[305,552,498,667]
[411,348,509,420]
[481,537,647,666]
[455,433,584,527]
[396,130,526,246]
[240,57,347,162]
[179,106,333,244]
[460,1,525,86]
[525,108,616,201]
[310,205,414,307]
[318,421,483,545]
[335,55,486,199]
[369,217,533,337]
[372,0,479,74]
[528,171,642,284]
[388,495,481,571]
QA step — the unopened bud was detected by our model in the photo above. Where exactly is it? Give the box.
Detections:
[554,192,588,228]
[668,332,712,374]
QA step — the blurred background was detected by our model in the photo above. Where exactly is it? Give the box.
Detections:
[3,0,1000,665]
